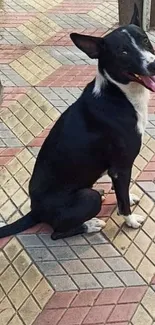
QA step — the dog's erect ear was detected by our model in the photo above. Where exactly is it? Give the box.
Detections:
[130,3,140,27]
[70,33,102,59]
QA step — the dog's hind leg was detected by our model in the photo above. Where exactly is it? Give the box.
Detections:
[51,188,105,240]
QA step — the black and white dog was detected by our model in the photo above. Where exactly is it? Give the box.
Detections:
[1,5,155,240]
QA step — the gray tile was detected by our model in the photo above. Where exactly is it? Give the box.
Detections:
[48,275,77,291]
[95,272,124,288]
[49,246,77,260]
[64,235,88,246]
[148,114,155,121]
[17,234,44,247]
[37,261,65,276]
[94,244,120,258]
[60,260,89,274]
[84,232,108,244]
[117,271,145,286]
[26,247,55,261]
[39,234,67,247]
[72,245,98,259]
[83,258,110,273]
[105,257,133,271]
[28,147,40,158]
[71,274,101,289]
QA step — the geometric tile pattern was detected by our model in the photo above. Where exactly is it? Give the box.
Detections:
[0,0,155,324]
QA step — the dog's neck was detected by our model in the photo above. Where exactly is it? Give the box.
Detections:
[93,71,150,135]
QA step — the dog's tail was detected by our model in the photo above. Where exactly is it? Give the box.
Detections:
[0,212,38,238]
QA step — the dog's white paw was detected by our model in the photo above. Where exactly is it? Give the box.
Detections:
[124,214,145,229]
[129,193,140,206]
[84,217,106,233]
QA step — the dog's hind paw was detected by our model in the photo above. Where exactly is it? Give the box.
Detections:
[84,217,106,233]
[124,214,145,229]
[129,193,140,206]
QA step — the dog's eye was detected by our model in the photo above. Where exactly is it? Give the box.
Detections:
[122,51,127,55]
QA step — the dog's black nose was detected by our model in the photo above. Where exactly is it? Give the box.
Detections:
[148,61,155,74]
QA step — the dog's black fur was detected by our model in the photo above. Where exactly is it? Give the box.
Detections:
[0,5,155,239]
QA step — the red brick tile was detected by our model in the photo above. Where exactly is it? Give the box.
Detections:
[0,148,21,156]
[145,162,155,171]
[151,275,155,284]
[137,171,155,181]
[103,194,117,205]
[0,236,12,248]
[45,292,77,309]
[71,290,101,307]
[107,303,137,323]
[33,309,66,325]
[105,323,128,325]
[28,137,45,147]
[83,305,114,324]
[118,286,147,303]
[95,288,124,306]
[97,204,115,217]
[0,156,13,165]
[22,223,43,234]
[151,155,155,162]
[39,223,53,233]
[58,307,90,325]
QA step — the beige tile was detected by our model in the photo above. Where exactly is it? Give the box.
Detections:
[125,243,143,268]
[102,218,119,240]
[146,242,155,264]
[150,207,155,221]
[33,278,54,308]
[12,188,27,207]
[17,148,32,165]
[138,256,155,283]
[1,200,16,219]
[23,265,42,291]
[3,177,19,197]
[13,250,32,276]
[0,265,18,293]
[113,230,131,254]
[0,286,5,302]
[19,296,41,325]
[0,297,15,325]
[7,158,22,175]
[135,230,151,253]
[0,189,8,207]
[140,146,154,161]
[142,217,155,239]
[139,194,154,214]
[8,315,24,325]
[0,252,9,274]
[142,287,155,318]
[9,280,29,309]
[4,237,22,261]
[132,305,152,325]
[134,155,147,170]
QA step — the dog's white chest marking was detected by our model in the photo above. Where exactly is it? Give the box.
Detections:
[120,84,150,135]
[103,71,150,136]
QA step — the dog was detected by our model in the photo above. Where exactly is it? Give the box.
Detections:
[0,4,155,240]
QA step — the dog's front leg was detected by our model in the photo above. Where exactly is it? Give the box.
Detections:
[109,168,145,229]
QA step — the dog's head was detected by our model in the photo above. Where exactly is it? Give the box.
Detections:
[70,4,155,92]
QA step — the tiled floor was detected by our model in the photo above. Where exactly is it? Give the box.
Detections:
[0,0,155,324]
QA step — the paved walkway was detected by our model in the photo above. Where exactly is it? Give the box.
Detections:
[0,0,155,324]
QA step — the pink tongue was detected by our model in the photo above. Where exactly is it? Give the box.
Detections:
[141,75,155,92]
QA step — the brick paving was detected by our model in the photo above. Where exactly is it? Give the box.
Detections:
[0,0,155,324]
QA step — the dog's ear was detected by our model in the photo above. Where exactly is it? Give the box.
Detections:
[130,3,140,27]
[70,33,102,59]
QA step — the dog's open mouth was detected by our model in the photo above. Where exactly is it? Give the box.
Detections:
[130,73,155,92]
